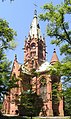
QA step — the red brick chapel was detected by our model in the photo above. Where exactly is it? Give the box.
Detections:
[3,10,64,116]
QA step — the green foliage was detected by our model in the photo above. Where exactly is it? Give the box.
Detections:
[60,44,71,55]
[39,1,71,115]
[39,1,71,55]
[52,83,62,104]
[40,77,46,86]
[0,49,11,98]
[0,50,18,99]
[0,102,2,110]
[50,61,71,87]
[64,0,71,4]
[0,19,16,100]
[63,87,71,116]
[7,75,19,91]
[18,70,43,117]
[19,91,43,117]
[0,19,17,50]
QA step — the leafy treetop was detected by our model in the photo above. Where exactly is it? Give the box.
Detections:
[39,0,71,55]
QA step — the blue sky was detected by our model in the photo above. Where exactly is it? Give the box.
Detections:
[0,0,63,65]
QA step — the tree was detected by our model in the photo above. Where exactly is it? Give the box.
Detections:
[0,49,11,99]
[19,91,43,118]
[39,0,71,115]
[39,0,71,83]
[0,19,16,101]
[39,1,71,55]
[39,0,71,82]
[0,19,16,50]
[63,87,71,116]
[18,70,43,118]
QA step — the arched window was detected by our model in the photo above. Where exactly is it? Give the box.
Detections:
[31,43,36,49]
[40,77,47,101]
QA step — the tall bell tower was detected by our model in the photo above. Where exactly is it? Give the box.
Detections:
[24,10,46,70]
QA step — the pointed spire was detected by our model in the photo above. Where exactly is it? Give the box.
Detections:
[29,10,41,39]
[50,49,59,65]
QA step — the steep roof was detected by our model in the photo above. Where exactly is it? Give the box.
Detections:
[11,54,21,77]
[29,10,41,39]
[50,49,59,65]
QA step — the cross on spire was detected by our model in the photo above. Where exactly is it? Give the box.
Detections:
[33,3,38,16]
[34,9,37,16]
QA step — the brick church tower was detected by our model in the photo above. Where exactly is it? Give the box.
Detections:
[24,10,46,70]
[2,10,64,116]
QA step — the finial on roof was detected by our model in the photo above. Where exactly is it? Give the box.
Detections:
[34,9,37,17]
[34,3,37,15]
[14,54,17,61]
[54,48,56,52]
[34,9,37,15]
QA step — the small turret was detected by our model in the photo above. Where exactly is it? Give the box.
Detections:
[50,49,59,65]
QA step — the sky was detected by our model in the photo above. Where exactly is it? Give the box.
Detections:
[0,0,64,65]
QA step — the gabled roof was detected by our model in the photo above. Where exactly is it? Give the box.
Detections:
[36,61,51,72]
[11,54,21,77]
